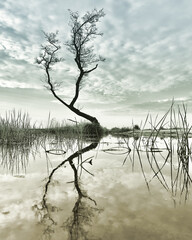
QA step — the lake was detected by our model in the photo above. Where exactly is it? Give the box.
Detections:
[0,134,192,240]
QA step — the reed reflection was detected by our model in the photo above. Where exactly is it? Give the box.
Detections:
[113,133,192,205]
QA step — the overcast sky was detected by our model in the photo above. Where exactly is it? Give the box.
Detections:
[1,0,192,128]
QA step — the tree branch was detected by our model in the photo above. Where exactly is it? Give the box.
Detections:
[36,9,105,124]
[84,64,98,74]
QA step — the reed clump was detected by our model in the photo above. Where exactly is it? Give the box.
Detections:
[0,110,38,173]
[121,102,192,203]
[0,110,36,146]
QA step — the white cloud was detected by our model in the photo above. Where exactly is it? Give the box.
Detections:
[0,8,22,31]
[0,79,42,89]
[1,0,192,126]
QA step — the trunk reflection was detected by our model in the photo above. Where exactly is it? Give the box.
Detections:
[33,139,101,240]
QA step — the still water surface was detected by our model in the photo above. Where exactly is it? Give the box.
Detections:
[0,135,192,240]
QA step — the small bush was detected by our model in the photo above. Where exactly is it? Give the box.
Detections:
[82,123,104,137]
[133,125,140,130]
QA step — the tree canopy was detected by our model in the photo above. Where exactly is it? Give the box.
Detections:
[36,9,105,125]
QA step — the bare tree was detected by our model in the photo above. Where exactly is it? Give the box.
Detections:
[36,9,105,125]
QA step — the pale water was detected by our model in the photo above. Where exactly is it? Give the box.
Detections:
[0,135,192,240]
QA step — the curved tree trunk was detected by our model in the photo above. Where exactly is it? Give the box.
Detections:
[69,105,99,124]
[43,60,99,124]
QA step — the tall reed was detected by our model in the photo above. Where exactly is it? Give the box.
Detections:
[0,110,37,174]
[121,102,192,203]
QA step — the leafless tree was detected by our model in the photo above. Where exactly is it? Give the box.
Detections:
[36,9,105,125]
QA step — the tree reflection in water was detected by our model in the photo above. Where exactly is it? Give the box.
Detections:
[33,139,102,240]
[1,116,192,239]
[63,182,101,240]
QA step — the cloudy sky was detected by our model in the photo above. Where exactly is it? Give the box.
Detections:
[1,0,192,128]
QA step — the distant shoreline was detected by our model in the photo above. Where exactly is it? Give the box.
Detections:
[111,128,192,138]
